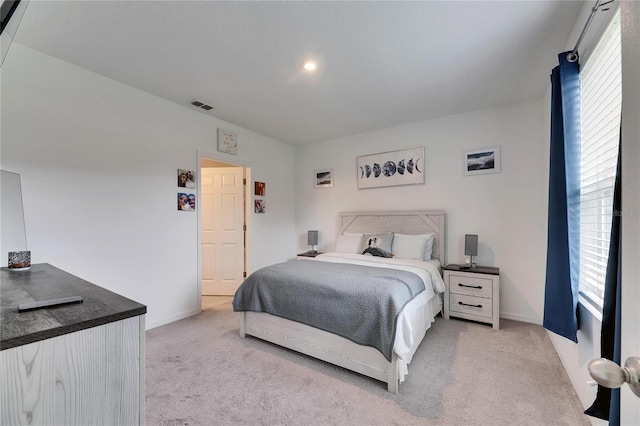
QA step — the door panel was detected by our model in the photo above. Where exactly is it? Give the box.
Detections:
[201,167,245,296]
[201,243,216,282]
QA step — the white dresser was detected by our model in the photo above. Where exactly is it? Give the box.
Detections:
[1,264,147,425]
[443,264,500,329]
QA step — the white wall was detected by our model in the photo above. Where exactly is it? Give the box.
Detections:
[1,44,296,329]
[295,98,547,324]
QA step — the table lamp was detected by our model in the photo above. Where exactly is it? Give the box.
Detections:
[308,230,318,253]
[464,234,478,267]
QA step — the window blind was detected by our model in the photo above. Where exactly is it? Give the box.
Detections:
[578,10,621,308]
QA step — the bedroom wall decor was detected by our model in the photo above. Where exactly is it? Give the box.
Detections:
[217,128,238,155]
[1,170,28,268]
[357,147,424,189]
[178,193,196,211]
[8,250,31,270]
[464,147,501,176]
[177,169,196,188]
[314,169,334,188]
[255,199,265,213]
[255,181,266,196]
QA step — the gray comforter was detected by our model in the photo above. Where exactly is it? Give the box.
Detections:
[232,259,425,361]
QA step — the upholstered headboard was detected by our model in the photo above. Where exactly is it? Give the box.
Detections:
[338,210,446,264]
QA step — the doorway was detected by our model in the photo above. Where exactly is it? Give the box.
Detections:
[199,155,251,303]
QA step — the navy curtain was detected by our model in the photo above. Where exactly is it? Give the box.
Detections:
[585,138,622,424]
[543,52,581,343]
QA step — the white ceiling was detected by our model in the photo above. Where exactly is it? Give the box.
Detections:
[12,1,583,146]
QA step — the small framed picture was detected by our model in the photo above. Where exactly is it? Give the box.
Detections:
[217,128,238,155]
[255,181,265,196]
[254,199,266,214]
[178,169,196,189]
[178,193,196,211]
[314,169,334,188]
[464,147,501,176]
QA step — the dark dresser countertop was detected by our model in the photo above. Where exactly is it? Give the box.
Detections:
[1,263,147,351]
[443,264,500,275]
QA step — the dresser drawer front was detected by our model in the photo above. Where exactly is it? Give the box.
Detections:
[448,274,492,298]
[449,293,493,318]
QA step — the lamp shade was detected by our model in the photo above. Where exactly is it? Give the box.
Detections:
[464,234,478,257]
[308,230,319,246]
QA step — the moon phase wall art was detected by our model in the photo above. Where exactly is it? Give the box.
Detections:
[356,147,425,189]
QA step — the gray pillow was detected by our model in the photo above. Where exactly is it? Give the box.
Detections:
[361,233,394,257]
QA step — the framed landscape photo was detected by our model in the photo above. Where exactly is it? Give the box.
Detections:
[314,169,334,188]
[464,147,501,176]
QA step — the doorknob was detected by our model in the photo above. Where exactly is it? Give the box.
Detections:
[588,357,640,398]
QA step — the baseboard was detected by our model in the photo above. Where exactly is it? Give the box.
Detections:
[499,311,542,325]
[145,308,201,331]
[545,330,594,411]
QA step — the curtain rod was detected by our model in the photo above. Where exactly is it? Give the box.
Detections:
[567,0,615,62]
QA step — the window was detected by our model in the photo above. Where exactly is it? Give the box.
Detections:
[578,9,621,309]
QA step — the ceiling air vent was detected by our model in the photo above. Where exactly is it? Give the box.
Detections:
[189,99,214,111]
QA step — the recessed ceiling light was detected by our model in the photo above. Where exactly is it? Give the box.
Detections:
[302,60,317,71]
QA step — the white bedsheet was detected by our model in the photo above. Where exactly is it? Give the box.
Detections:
[314,253,445,381]
[314,252,445,293]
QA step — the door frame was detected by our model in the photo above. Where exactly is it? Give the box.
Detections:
[620,1,640,422]
[196,150,252,312]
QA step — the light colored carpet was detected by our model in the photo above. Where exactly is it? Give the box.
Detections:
[145,296,590,426]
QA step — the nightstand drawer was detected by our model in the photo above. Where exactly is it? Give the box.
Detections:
[448,274,492,298]
[449,293,493,318]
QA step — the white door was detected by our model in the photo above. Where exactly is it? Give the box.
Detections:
[201,167,245,296]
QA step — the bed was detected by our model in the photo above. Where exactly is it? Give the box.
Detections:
[233,210,446,393]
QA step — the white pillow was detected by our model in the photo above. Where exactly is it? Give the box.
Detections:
[361,233,394,257]
[424,233,435,260]
[392,233,435,260]
[334,234,363,254]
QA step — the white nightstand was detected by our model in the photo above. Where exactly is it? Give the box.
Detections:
[443,264,500,329]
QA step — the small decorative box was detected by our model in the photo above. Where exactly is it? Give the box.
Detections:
[8,250,31,270]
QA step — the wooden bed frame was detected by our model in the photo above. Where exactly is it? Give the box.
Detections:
[238,210,446,393]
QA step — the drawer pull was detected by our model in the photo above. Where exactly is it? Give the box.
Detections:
[458,283,483,289]
[459,301,483,308]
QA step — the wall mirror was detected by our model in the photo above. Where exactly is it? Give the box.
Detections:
[1,0,31,67]
[1,170,28,266]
